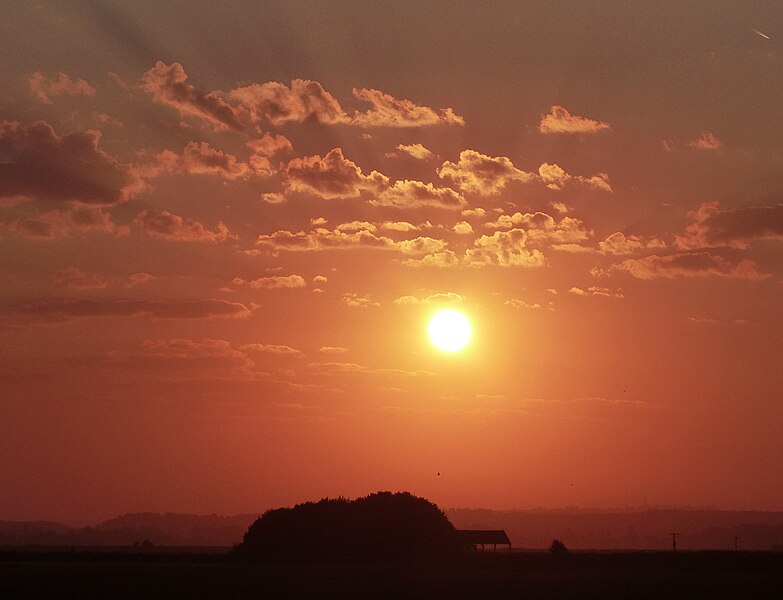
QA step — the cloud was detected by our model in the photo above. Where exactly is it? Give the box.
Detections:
[308,362,432,377]
[539,105,611,134]
[538,162,612,192]
[380,221,419,232]
[461,207,486,218]
[246,133,293,157]
[485,211,592,246]
[393,292,463,305]
[138,338,256,379]
[351,88,464,127]
[335,220,377,233]
[285,148,389,199]
[438,150,533,195]
[51,267,107,289]
[28,72,96,104]
[7,205,124,240]
[181,141,260,179]
[505,299,542,309]
[257,226,393,252]
[256,224,445,256]
[341,293,379,307]
[569,286,624,298]
[465,229,546,268]
[599,232,667,255]
[229,79,349,125]
[260,192,287,204]
[370,179,465,209]
[141,61,243,131]
[688,131,722,150]
[603,252,769,280]
[240,343,303,356]
[676,202,783,249]
[15,299,253,321]
[318,346,348,354]
[401,250,460,268]
[395,143,434,159]
[123,272,159,288]
[0,121,137,204]
[247,274,307,289]
[453,221,473,234]
[133,209,233,242]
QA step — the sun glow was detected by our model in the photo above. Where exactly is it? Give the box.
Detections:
[428,309,472,352]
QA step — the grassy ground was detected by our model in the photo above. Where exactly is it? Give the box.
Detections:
[2,550,782,599]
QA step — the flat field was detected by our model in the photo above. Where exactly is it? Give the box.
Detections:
[2,550,782,599]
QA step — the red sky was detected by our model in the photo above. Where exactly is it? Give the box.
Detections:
[2,1,782,523]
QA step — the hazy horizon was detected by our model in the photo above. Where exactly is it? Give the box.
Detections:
[2,1,782,524]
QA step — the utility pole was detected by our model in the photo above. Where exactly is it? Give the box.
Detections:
[670,532,679,552]
[733,536,739,551]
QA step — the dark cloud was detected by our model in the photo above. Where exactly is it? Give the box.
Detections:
[677,202,783,249]
[604,252,769,280]
[133,209,233,242]
[141,61,243,131]
[7,205,125,239]
[284,148,389,199]
[0,121,137,204]
[230,79,349,125]
[13,299,253,321]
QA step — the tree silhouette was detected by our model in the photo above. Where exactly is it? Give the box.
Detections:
[235,491,459,562]
[549,539,569,555]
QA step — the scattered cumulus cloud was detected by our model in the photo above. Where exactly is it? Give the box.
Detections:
[247,274,307,289]
[601,252,769,281]
[0,121,137,204]
[133,209,233,243]
[370,180,465,209]
[141,61,243,131]
[598,232,667,255]
[688,131,722,150]
[28,72,96,104]
[438,150,533,195]
[539,105,611,134]
[341,293,379,307]
[52,267,107,289]
[284,148,389,199]
[351,88,463,127]
[676,202,783,249]
[395,143,434,160]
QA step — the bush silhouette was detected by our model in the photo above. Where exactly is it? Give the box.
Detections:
[235,491,459,562]
[549,539,569,555]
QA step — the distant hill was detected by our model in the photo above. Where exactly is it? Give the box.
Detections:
[4,508,783,550]
[0,513,258,547]
[446,508,783,550]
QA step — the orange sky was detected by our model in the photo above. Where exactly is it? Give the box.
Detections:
[1,1,782,523]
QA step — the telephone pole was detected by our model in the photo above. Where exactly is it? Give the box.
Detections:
[670,532,679,552]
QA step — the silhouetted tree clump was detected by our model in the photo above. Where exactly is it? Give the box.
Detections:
[549,539,569,555]
[235,491,459,563]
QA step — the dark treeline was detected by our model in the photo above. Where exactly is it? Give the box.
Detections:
[236,492,459,562]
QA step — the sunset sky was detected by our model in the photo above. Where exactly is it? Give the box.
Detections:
[2,1,782,523]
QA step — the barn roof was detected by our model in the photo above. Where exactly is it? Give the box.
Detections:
[456,530,511,545]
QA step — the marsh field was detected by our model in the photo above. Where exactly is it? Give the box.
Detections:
[2,550,783,599]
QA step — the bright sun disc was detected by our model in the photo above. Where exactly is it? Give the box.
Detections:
[428,309,471,352]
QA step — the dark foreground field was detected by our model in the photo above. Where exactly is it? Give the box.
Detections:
[2,550,782,599]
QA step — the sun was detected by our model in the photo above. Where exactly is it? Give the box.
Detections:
[428,309,472,352]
